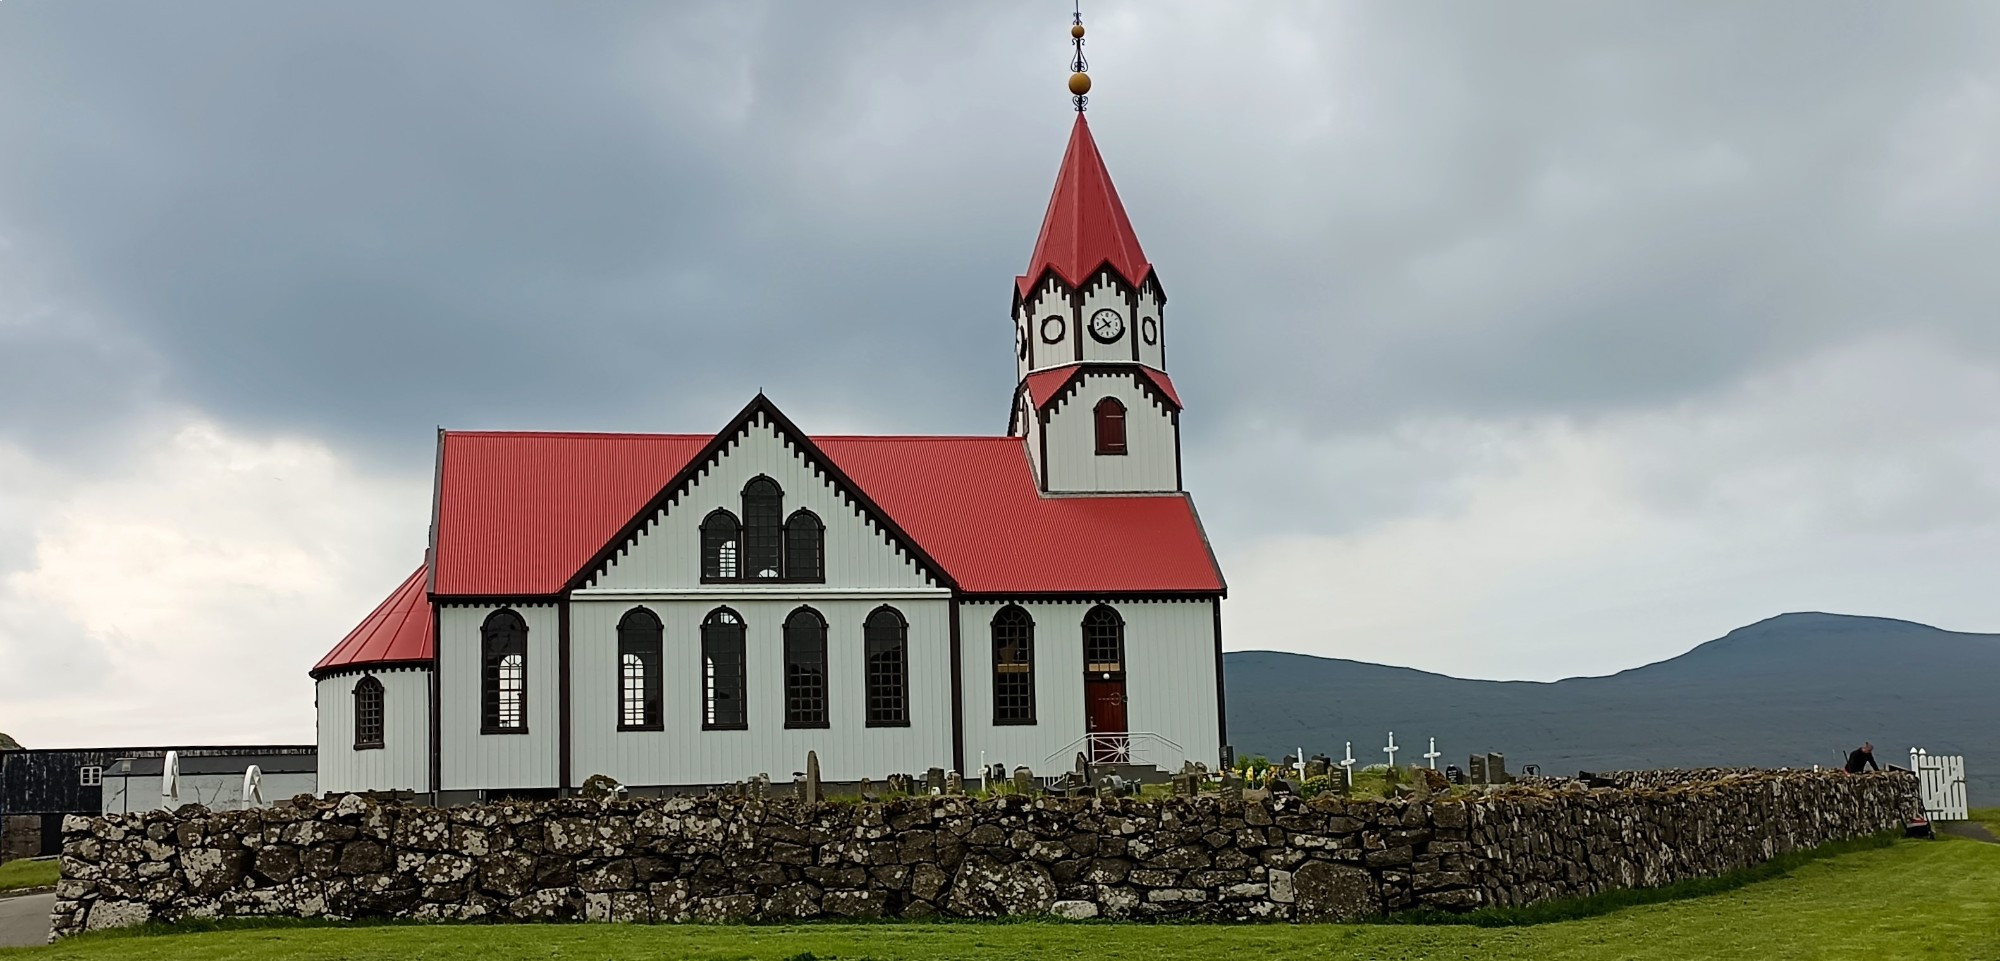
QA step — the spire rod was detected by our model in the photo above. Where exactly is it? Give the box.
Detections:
[1068,3,1091,113]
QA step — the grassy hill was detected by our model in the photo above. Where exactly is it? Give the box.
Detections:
[1223,612,1998,798]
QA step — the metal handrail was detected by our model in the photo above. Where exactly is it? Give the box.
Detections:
[1041,731,1186,772]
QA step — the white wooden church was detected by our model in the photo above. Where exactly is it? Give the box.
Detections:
[312,61,1228,801]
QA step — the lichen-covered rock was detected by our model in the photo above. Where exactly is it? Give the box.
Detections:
[1292,861,1379,921]
[945,855,1055,918]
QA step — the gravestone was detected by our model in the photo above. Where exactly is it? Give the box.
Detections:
[1444,764,1464,786]
[802,751,822,806]
[1486,753,1508,784]
[1306,755,1331,779]
[1382,764,1400,790]
[859,777,876,801]
[1074,752,1092,790]
[885,773,908,796]
[1468,755,1488,786]
[926,767,945,795]
[1338,765,1354,796]
[945,770,964,795]
[1012,766,1034,796]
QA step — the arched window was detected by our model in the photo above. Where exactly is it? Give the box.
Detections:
[992,605,1036,724]
[864,606,909,727]
[481,609,528,733]
[783,607,829,728]
[742,477,784,579]
[353,675,384,750]
[1082,605,1125,677]
[784,509,824,583]
[1094,398,1127,455]
[701,510,741,581]
[617,607,663,731]
[701,608,747,730]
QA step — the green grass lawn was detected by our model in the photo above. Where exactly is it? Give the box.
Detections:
[0,860,57,894]
[1970,806,2000,836]
[5,838,1996,960]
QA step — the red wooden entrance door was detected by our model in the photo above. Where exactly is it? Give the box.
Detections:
[1085,676,1128,763]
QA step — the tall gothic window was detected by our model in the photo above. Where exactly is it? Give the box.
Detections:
[353,675,384,749]
[992,605,1036,724]
[1082,605,1125,676]
[481,609,528,733]
[785,509,824,583]
[783,607,829,728]
[742,477,784,579]
[617,607,664,731]
[864,606,909,727]
[1094,397,1127,455]
[701,510,741,580]
[702,608,747,730]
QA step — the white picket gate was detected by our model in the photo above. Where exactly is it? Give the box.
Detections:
[1910,749,1968,821]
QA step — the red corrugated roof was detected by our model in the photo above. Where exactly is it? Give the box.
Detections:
[1022,364,1183,412]
[1017,114,1154,298]
[312,565,433,676]
[432,432,711,596]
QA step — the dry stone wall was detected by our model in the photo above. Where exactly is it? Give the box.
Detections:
[48,770,1915,938]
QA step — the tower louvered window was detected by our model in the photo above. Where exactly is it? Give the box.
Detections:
[783,607,829,728]
[992,605,1036,724]
[1082,605,1124,676]
[701,510,741,580]
[353,675,385,749]
[481,609,528,733]
[865,606,908,727]
[1094,397,1127,454]
[742,477,784,579]
[617,607,663,730]
[785,509,824,582]
[702,608,747,730]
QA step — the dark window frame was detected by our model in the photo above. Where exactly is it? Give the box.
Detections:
[701,607,749,731]
[481,609,530,735]
[1082,604,1125,678]
[991,604,1037,725]
[616,607,665,732]
[742,476,785,580]
[782,606,830,729]
[784,509,825,583]
[864,605,910,728]
[699,509,742,582]
[353,674,386,749]
[1094,397,1128,455]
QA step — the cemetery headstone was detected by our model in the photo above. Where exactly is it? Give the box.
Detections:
[1445,764,1464,785]
[945,770,964,795]
[802,751,822,806]
[1306,755,1330,779]
[1012,766,1034,796]
[926,767,945,795]
[1469,755,1488,786]
[1487,753,1508,784]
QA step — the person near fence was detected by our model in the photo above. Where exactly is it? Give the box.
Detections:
[1843,742,1879,774]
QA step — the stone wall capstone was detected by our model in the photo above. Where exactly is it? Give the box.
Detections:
[47,770,1916,939]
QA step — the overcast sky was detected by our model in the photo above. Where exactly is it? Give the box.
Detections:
[5,2,1999,748]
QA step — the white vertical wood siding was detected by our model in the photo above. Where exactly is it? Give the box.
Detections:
[959,599,1218,776]
[315,669,431,794]
[439,604,561,791]
[590,417,936,591]
[1018,279,1072,376]
[1135,287,1165,371]
[568,595,954,785]
[1015,277,1165,376]
[1043,371,1179,493]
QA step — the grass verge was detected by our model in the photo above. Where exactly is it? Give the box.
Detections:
[0,859,57,894]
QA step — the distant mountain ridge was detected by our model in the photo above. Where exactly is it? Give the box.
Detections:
[1222,612,1998,799]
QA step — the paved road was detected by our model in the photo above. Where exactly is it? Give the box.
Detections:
[0,893,54,948]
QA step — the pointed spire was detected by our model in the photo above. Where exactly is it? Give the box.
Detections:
[1017,113,1154,298]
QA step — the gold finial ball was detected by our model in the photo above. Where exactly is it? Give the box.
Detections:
[1071,23,1086,38]
[1068,71,1092,95]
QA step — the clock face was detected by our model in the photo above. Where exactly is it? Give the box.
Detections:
[1089,308,1125,343]
[1040,315,1066,344]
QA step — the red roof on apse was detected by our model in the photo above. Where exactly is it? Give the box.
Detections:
[1018,114,1154,298]
[425,420,1223,599]
[312,565,433,676]
[1022,364,1183,411]
[432,432,711,596]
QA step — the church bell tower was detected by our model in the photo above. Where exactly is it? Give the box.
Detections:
[1008,11,1184,495]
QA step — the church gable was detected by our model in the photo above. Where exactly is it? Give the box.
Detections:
[579,400,946,592]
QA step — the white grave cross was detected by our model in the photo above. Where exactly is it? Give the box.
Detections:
[1424,738,1442,770]
[1294,746,1307,781]
[1383,732,1400,769]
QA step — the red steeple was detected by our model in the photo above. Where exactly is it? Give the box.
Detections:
[1017,114,1155,299]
